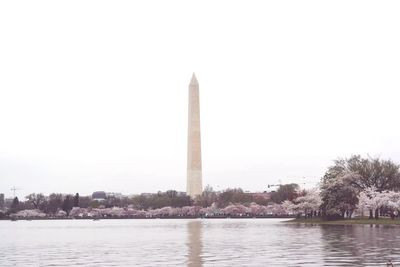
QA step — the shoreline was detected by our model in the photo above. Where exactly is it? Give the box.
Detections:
[286,217,400,226]
[1,215,294,221]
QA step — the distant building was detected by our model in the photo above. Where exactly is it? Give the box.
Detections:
[91,191,125,201]
[4,198,14,210]
[106,192,123,199]
[92,191,107,200]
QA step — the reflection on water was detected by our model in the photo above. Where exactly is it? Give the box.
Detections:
[186,220,203,267]
[1,219,400,266]
[320,225,400,266]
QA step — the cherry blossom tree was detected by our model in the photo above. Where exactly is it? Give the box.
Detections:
[282,188,321,218]
[320,173,359,219]
[265,203,285,215]
[56,210,67,217]
[323,155,400,192]
[69,207,88,217]
[358,188,400,219]
[386,191,400,218]
[11,209,46,219]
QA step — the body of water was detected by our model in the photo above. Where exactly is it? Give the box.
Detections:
[1,218,399,266]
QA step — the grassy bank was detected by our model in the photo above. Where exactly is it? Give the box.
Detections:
[287,217,400,225]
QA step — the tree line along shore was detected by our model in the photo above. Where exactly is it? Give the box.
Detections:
[1,188,292,220]
[2,155,400,225]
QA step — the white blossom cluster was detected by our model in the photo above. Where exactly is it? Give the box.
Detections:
[281,188,322,216]
[358,187,400,216]
[9,203,289,219]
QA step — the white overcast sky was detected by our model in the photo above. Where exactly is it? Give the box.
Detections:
[1,1,400,198]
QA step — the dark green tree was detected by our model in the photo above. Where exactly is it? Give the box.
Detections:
[320,174,359,219]
[323,155,400,192]
[216,188,253,208]
[194,185,218,207]
[78,196,91,208]
[62,195,73,216]
[270,183,299,204]
[25,193,47,211]
[130,191,192,210]
[47,193,63,214]
[73,193,79,207]
[0,193,5,211]
[10,197,20,213]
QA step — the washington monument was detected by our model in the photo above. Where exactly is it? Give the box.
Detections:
[187,73,203,198]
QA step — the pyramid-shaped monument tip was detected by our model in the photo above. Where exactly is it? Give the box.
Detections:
[190,73,199,86]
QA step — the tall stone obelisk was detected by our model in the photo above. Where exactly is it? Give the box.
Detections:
[187,73,203,198]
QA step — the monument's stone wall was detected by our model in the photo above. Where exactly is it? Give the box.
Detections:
[187,73,203,197]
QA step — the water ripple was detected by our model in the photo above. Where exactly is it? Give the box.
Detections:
[1,219,400,266]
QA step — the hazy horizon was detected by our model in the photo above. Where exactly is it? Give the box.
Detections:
[1,1,400,199]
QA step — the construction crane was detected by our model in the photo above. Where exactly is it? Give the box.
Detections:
[267,179,283,189]
[10,186,21,198]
